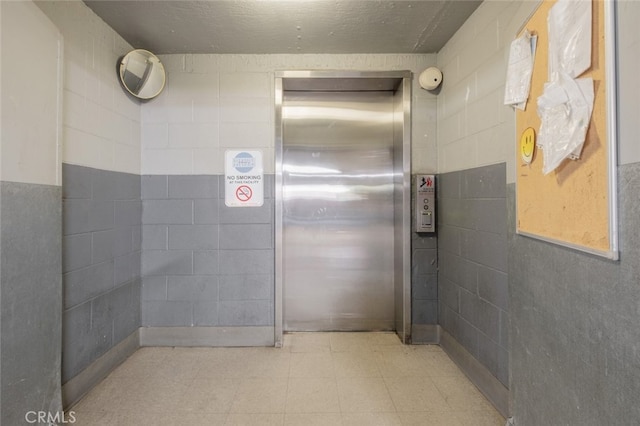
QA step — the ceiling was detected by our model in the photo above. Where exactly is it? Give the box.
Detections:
[83,1,482,54]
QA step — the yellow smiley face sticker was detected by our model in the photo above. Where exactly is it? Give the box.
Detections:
[520,127,536,164]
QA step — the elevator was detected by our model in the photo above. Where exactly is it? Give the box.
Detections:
[275,71,411,344]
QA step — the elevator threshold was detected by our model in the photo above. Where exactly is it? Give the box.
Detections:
[283,330,404,349]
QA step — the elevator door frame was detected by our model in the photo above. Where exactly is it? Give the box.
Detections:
[274,70,412,346]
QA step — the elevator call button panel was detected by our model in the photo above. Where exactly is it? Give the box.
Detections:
[416,175,435,233]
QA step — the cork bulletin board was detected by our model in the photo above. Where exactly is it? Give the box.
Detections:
[515,0,618,260]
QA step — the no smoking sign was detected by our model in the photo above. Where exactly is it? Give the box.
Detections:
[225,150,263,207]
[235,185,252,202]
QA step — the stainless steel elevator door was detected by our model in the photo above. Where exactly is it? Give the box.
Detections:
[282,91,396,331]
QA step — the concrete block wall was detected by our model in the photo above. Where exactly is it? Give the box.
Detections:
[141,54,439,338]
[505,1,640,424]
[436,0,539,184]
[435,0,530,392]
[36,0,141,175]
[438,0,640,422]
[141,175,274,328]
[144,54,438,175]
[411,186,438,335]
[1,184,63,425]
[437,164,508,386]
[1,2,64,423]
[36,0,143,389]
[433,0,539,403]
[62,164,141,382]
[508,163,640,424]
[411,230,438,327]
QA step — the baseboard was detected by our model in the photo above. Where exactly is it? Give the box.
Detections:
[410,324,440,344]
[139,326,275,347]
[440,329,510,417]
[62,329,139,410]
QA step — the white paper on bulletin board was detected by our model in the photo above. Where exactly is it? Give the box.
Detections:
[538,0,594,175]
[504,30,538,109]
[547,0,592,79]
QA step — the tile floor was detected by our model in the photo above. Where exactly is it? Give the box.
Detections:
[70,332,505,425]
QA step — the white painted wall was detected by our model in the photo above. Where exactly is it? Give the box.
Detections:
[0,0,2,182]
[36,0,141,175]
[142,54,437,175]
[1,1,62,186]
[436,0,539,183]
[617,0,640,165]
